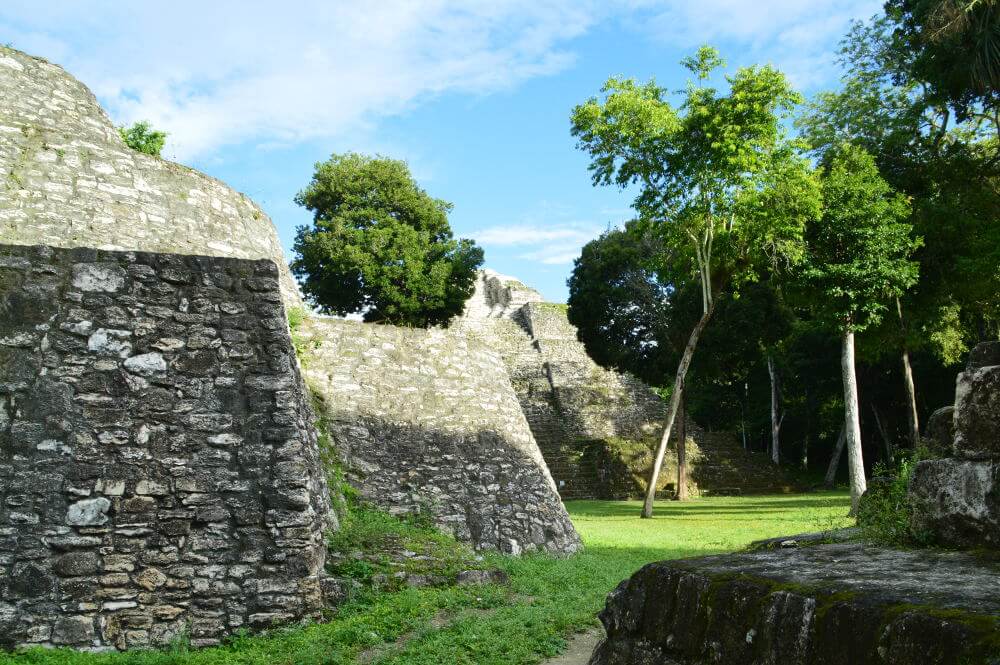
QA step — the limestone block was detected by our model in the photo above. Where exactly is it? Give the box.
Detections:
[909,458,1000,548]
[66,497,111,526]
[953,342,1000,459]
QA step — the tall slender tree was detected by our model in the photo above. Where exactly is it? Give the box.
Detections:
[801,143,919,514]
[571,46,821,518]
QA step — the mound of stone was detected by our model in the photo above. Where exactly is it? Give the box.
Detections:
[297,316,581,555]
[0,244,332,650]
[590,543,1000,665]
[0,46,301,307]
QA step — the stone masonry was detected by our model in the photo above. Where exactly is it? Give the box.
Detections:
[297,316,581,555]
[909,341,1000,547]
[0,244,332,650]
[0,46,301,308]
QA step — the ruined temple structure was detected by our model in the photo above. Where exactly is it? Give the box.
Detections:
[456,270,799,500]
[589,342,1000,665]
[0,46,586,650]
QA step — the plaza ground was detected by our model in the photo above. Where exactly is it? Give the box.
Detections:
[1,492,852,665]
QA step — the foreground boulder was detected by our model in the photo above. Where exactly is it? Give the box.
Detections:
[590,543,1000,665]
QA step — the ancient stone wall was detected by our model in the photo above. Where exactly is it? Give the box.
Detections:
[296,316,581,555]
[0,244,332,650]
[910,341,1000,547]
[0,47,302,307]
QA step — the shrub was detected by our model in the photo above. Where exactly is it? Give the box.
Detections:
[117,120,167,157]
[856,447,937,546]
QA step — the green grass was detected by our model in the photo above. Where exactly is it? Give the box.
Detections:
[1,492,851,665]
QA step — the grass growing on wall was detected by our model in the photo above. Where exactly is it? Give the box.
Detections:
[0,493,851,665]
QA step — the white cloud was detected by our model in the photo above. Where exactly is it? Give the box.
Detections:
[473,222,605,265]
[0,0,880,163]
[0,0,596,160]
[620,0,884,89]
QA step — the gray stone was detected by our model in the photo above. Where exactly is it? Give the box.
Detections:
[591,543,1000,665]
[924,405,956,455]
[954,362,1000,459]
[51,616,95,645]
[66,497,111,526]
[455,569,510,586]
[53,551,101,577]
[71,263,126,293]
[87,328,133,357]
[123,352,167,376]
[909,458,1000,548]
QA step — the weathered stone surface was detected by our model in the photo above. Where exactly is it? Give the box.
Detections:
[954,362,1000,459]
[909,457,1000,547]
[0,46,301,308]
[456,270,798,500]
[924,405,956,455]
[590,543,1000,665]
[298,316,581,555]
[66,497,111,526]
[0,244,333,650]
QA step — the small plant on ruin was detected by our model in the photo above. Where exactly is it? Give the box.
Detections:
[117,120,167,157]
[292,152,484,328]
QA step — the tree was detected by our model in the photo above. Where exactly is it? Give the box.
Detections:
[800,143,919,515]
[118,121,167,157]
[571,48,821,517]
[885,0,1000,117]
[292,153,483,327]
[799,14,1000,442]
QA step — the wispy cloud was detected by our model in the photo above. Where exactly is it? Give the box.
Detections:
[621,0,883,89]
[0,1,596,160]
[473,221,606,265]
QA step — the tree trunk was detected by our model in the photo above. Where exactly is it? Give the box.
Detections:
[801,431,809,471]
[677,392,688,501]
[642,299,717,518]
[897,298,920,447]
[824,427,846,487]
[871,404,893,465]
[842,329,867,516]
[768,353,780,465]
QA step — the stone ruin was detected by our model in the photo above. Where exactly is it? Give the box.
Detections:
[587,342,1000,665]
[296,317,581,555]
[457,270,799,500]
[0,46,586,650]
[909,341,1000,547]
[0,245,332,650]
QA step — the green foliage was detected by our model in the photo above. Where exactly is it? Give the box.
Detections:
[570,47,820,301]
[292,153,484,328]
[800,143,919,333]
[117,121,167,157]
[885,0,1000,116]
[857,448,937,546]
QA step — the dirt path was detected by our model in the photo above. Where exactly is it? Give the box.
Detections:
[542,629,603,665]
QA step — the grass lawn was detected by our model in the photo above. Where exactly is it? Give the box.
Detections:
[1,492,851,665]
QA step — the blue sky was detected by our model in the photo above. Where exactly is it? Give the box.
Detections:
[2,1,881,302]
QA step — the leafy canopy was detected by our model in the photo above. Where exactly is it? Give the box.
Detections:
[117,121,167,157]
[885,0,1000,117]
[570,46,820,303]
[801,143,919,332]
[292,153,484,327]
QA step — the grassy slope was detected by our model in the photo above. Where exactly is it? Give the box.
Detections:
[1,492,851,665]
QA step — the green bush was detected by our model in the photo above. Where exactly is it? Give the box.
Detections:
[117,120,167,156]
[857,447,936,546]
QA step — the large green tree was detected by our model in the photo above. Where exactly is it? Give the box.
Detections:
[571,47,821,518]
[799,14,1000,444]
[292,153,484,327]
[800,143,919,514]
